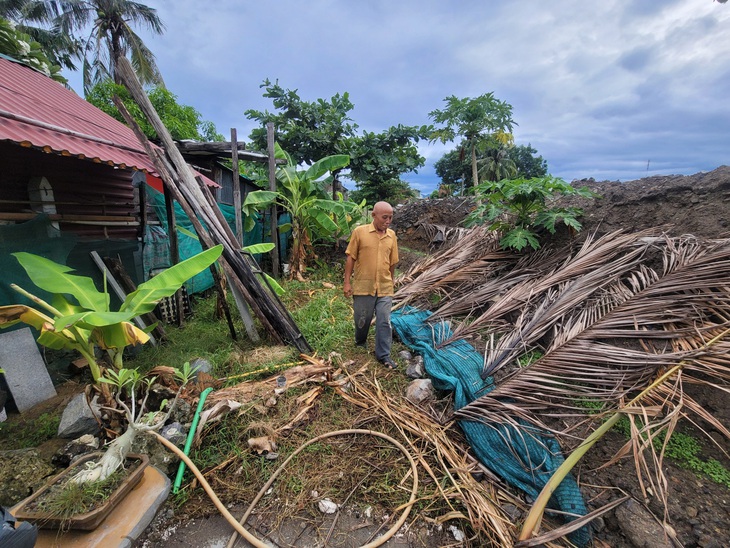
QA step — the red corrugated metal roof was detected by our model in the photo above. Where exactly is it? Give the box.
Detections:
[0,56,218,186]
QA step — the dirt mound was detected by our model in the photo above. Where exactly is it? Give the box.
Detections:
[567,165,730,239]
[394,165,730,251]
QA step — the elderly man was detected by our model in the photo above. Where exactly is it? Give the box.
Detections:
[343,201,399,369]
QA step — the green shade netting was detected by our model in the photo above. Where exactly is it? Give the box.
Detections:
[392,306,590,546]
[145,184,289,293]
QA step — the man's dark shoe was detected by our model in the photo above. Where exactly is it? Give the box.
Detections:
[355,340,367,348]
[379,357,397,370]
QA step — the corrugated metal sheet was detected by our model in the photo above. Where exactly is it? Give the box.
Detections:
[0,57,218,187]
[0,57,156,172]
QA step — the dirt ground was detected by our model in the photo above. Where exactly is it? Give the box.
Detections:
[8,166,730,547]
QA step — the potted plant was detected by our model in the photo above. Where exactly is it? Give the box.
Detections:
[0,246,223,530]
[11,363,197,530]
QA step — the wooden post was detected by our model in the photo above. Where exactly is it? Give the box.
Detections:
[267,122,280,278]
[163,184,184,326]
[231,128,243,245]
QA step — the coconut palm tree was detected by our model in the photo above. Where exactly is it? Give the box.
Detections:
[477,145,517,183]
[56,0,165,94]
[0,0,80,70]
[1,0,164,93]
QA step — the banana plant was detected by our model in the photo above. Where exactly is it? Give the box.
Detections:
[175,225,284,295]
[0,246,223,382]
[242,143,363,280]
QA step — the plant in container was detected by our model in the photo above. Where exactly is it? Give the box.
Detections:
[12,362,198,530]
[1,246,223,530]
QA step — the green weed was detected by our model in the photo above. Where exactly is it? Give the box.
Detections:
[0,412,60,449]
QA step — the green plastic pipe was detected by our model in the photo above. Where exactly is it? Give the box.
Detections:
[173,387,213,493]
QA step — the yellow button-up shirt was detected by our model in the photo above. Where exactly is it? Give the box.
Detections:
[345,223,399,296]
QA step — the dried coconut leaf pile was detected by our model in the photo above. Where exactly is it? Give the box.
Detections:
[394,226,730,515]
[184,354,527,545]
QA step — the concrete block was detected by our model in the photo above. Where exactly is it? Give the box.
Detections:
[0,328,56,412]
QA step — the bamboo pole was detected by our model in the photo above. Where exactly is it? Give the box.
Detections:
[114,56,310,352]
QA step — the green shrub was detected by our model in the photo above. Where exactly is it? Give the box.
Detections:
[464,176,597,251]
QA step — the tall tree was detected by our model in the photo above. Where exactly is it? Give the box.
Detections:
[246,80,430,205]
[429,93,515,191]
[245,79,358,164]
[86,80,223,141]
[56,0,165,94]
[508,144,548,179]
[347,124,431,204]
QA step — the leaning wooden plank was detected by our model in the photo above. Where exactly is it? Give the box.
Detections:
[115,56,311,353]
[89,251,157,346]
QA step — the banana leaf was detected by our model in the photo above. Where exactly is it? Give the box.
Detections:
[12,252,109,311]
[121,245,223,316]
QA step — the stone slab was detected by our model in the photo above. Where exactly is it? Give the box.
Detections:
[0,328,56,412]
[31,465,171,548]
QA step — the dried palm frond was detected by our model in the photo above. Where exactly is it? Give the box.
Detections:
[346,372,521,546]
[395,226,514,309]
[457,235,730,430]
[444,230,655,345]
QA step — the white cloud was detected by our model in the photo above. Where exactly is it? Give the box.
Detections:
[66,0,730,193]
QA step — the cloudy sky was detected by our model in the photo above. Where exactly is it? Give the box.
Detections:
[67,0,730,197]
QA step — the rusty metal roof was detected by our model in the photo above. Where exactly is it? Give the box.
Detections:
[0,56,158,172]
[0,56,218,187]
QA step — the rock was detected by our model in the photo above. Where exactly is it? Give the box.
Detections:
[448,525,465,542]
[0,448,55,506]
[318,498,338,514]
[52,434,100,467]
[615,498,673,548]
[405,355,425,378]
[397,350,413,361]
[698,536,723,548]
[405,379,434,404]
[591,516,606,533]
[189,358,213,378]
[161,422,187,446]
[130,429,178,475]
[57,393,101,438]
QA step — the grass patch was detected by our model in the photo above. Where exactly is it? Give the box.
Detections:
[609,414,730,489]
[0,411,60,449]
[37,470,125,519]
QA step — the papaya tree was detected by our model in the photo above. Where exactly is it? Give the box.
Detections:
[242,144,363,281]
[464,177,597,251]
